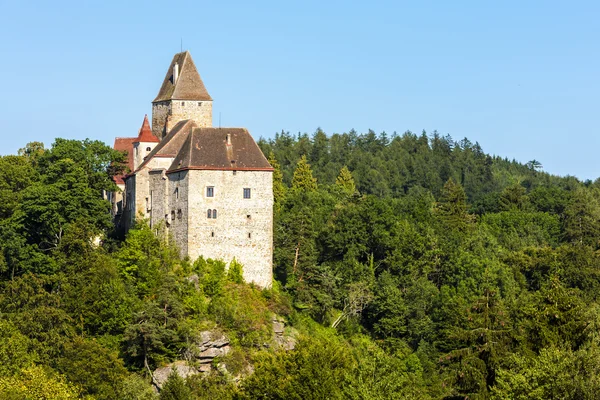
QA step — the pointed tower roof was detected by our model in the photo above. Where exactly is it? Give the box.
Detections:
[133,115,160,143]
[153,51,212,102]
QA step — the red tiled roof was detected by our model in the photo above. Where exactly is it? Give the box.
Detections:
[134,114,160,143]
[113,137,136,184]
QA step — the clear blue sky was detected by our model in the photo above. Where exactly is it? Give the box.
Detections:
[1,1,598,179]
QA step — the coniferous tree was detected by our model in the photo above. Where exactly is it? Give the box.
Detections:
[292,155,317,192]
[159,371,192,400]
[335,166,356,196]
[268,152,286,209]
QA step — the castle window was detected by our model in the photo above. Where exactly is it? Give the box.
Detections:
[207,186,214,197]
[211,231,215,237]
[248,233,252,239]
[243,188,251,199]
[213,209,217,219]
[171,211,175,220]
[175,187,179,199]
[146,147,151,151]
[207,209,212,218]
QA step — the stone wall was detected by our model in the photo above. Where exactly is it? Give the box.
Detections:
[148,170,168,232]
[185,169,273,288]
[170,100,212,129]
[166,170,189,256]
[151,102,170,139]
[133,142,159,171]
[152,100,212,139]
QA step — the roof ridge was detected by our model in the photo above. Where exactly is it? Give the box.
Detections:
[153,52,212,102]
[133,114,160,143]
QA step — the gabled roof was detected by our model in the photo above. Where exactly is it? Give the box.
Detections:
[153,51,212,102]
[135,119,198,171]
[168,127,273,172]
[134,115,160,143]
[113,137,136,184]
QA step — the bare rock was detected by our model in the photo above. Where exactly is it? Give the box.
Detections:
[153,360,199,389]
[198,364,212,373]
[194,331,231,362]
[273,320,285,335]
[186,274,199,290]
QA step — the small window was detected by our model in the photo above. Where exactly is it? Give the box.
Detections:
[171,211,175,220]
[248,233,252,239]
[175,187,179,199]
[207,209,212,218]
[181,101,185,106]
[243,188,251,199]
[213,209,217,219]
[247,214,251,219]
[198,102,202,106]
[233,170,237,176]
[177,209,182,220]
[146,147,151,151]
[207,187,214,197]
[211,231,215,237]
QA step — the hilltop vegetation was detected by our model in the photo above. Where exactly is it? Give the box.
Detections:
[2,129,600,399]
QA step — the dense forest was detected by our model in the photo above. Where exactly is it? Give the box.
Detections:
[2,129,600,399]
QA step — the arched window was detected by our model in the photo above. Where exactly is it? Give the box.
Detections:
[146,147,151,151]
[213,209,217,219]
[207,209,212,218]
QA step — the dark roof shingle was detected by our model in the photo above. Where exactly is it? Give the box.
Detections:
[168,127,273,172]
[153,51,212,102]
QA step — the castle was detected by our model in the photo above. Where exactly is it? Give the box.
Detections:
[110,51,273,288]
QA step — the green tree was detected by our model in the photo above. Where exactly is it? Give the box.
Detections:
[0,365,80,400]
[292,155,317,192]
[563,187,600,247]
[268,152,286,209]
[159,371,192,400]
[335,166,356,196]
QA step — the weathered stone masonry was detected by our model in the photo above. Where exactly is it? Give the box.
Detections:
[112,51,273,288]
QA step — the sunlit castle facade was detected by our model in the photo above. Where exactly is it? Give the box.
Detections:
[110,51,273,288]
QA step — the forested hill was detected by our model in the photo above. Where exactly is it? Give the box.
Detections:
[2,131,600,399]
[259,129,583,207]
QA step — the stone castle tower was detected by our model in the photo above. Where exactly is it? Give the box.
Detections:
[112,51,273,288]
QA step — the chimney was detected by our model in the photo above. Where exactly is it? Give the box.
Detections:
[173,62,179,84]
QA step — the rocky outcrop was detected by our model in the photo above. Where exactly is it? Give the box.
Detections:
[272,316,296,351]
[194,330,231,368]
[153,330,231,389]
[153,360,199,389]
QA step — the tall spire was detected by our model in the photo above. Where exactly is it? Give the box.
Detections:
[153,51,212,102]
[134,115,160,143]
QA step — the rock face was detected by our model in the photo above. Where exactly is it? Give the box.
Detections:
[153,330,231,389]
[195,330,231,366]
[272,316,296,351]
[153,360,199,389]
